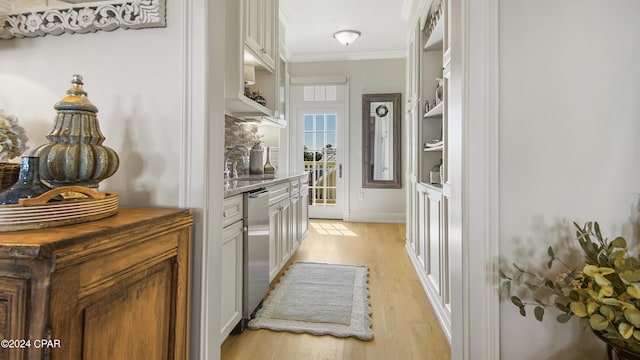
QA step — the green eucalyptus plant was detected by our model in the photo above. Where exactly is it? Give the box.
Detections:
[501,222,640,353]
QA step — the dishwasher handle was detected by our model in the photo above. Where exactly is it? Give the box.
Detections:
[248,188,269,198]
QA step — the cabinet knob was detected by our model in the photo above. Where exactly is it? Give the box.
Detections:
[243,226,248,232]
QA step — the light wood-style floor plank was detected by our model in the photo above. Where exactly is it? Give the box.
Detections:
[221,220,451,360]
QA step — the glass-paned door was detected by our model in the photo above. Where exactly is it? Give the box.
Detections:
[300,107,343,219]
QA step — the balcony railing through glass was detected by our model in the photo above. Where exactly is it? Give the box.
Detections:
[304,158,336,206]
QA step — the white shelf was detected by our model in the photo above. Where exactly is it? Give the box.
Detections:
[425,182,444,192]
[424,102,444,117]
[225,93,274,118]
[417,181,444,193]
[423,145,443,152]
[261,116,286,128]
[423,16,444,51]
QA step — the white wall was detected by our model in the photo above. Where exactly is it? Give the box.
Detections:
[499,1,640,358]
[288,58,406,223]
[0,1,226,359]
[0,11,184,206]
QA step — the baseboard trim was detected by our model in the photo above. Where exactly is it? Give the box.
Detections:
[346,212,405,223]
[405,242,452,342]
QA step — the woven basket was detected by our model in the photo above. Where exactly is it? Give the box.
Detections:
[0,162,20,192]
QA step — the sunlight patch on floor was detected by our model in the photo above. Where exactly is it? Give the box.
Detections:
[310,222,357,236]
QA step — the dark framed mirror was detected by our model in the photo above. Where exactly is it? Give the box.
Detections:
[362,93,401,188]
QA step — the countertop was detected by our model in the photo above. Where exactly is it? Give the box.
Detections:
[224,173,308,198]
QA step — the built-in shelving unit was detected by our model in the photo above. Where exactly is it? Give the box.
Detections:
[419,0,445,187]
[405,0,452,341]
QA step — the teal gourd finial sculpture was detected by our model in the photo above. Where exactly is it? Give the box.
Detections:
[32,75,119,188]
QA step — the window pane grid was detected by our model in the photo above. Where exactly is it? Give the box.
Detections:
[303,113,337,207]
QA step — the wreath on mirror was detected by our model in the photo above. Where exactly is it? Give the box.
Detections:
[375,104,389,117]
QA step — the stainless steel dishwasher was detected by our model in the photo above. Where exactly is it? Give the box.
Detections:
[242,188,270,327]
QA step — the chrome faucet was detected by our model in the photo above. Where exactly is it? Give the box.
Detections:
[224,145,248,180]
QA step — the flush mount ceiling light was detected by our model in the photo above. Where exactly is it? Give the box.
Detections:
[333,30,361,46]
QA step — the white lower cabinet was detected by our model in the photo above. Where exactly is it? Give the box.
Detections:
[268,201,282,282]
[290,189,300,251]
[220,177,309,343]
[221,196,244,343]
[409,182,450,331]
[279,198,291,265]
[416,186,428,269]
[267,176,308,283]
[299,178,309,238]
[268,195,293,282]
[426,188,443,301]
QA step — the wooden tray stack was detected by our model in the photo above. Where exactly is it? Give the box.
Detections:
[0,186,118,232]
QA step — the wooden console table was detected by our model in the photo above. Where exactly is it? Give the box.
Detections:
[0,208,192,360]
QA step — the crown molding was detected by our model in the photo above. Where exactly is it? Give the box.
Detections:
[400,0,416,20]
[288,50,406,63]
[279,3,292,29]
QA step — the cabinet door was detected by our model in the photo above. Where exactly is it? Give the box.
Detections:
[407,181,417,252]
[244,0,262,56]
[221,221,243,342]
[0,276,29,360]
[290,194,300,251]
[442,195,450,312]
[243,0,276,71]
[268,203,281,282]
[300,192,309,239]
[261,0,277,70]
[81,260,175,359]
[277,55,288,126]
[279,199,291,265]
[426,189,443,299]
[416,186,428,270]
[56,235,190,360]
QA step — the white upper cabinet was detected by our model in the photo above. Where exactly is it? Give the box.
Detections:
[275,54,288,127]
[245,0,278,72]
[245,0,261,53]
[225,0,280,120]
[263,0,277,69]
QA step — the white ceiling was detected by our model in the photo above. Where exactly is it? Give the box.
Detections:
[279,0,410,63]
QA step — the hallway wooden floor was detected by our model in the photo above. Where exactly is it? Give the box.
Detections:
[221,220,451,360]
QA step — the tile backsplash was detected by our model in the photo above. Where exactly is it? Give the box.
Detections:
[225,116,279,170]
[225,116,257,148]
